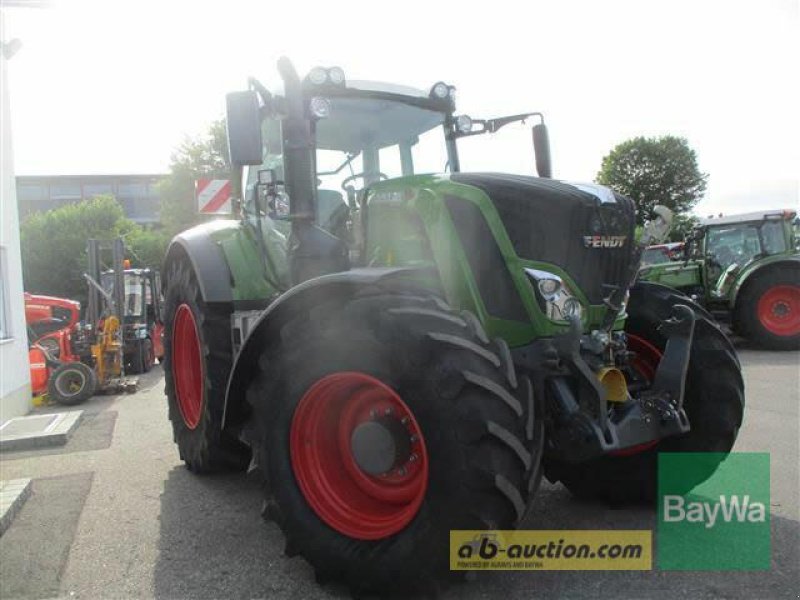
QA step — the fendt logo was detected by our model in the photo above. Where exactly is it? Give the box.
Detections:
[583,235,627,248]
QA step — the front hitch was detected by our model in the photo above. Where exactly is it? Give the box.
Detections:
[648,303,696,409]
[520,305,696,462]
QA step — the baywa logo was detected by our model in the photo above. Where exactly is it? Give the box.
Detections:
[663,494,766,528]
[583,235,627,248]
[658,452,770,571]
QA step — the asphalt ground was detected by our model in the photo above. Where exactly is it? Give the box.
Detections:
[0,344,797,599]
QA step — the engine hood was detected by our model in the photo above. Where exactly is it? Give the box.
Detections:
[449,173,637,305]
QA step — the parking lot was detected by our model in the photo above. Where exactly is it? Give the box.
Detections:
[1,345,797,599]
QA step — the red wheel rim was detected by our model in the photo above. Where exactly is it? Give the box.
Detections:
[625,333,663,384]
[757,285,800,336]
[611,333,664,456]
[290,372,428,540]
[172,304,203,429]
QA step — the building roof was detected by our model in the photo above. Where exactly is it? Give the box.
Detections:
[16,173,168,181]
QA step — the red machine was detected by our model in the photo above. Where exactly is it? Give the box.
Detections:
[24,293,83,362]
[24,293,96,405]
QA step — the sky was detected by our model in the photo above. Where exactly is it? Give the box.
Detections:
[2,0,798,217]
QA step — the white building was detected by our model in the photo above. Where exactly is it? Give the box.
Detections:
[1,12,32,420]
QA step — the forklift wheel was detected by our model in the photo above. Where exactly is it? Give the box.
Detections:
[126,340,145,374]
[142,338,155,372]
[48,362,97,406]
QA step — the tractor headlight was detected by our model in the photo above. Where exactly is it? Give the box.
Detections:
[307,67,328,85]
[455,114,473,134]
[309,97,332,119]
[430,82,450,99]
[537,277,561,298]
[327,66,346,85]
[524,268,584,322]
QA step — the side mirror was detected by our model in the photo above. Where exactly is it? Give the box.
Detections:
[532,123,552,178]
[226,90,263,166]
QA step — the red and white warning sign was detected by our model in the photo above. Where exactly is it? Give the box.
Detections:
[196,178,232,214]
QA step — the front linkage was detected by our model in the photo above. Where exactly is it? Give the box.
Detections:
[514,303,695,463]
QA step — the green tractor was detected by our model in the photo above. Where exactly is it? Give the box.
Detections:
[640,209,799,350]
[162,58,744,593]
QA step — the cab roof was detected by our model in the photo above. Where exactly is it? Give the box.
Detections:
[700,209,796,227]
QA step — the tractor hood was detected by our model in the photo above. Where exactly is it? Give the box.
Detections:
[450,173,637,305]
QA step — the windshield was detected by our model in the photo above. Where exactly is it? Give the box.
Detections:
[101,272,145,318]
[315,97,449,193]
[642,247,670,265]
[706,221,788,269]
[707,224,763,268]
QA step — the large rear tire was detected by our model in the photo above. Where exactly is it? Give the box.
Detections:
[48,361,97,406]
[163,258,250,473]
[734,268,800,350]
[546,282,745,504]
[247,291,542,594]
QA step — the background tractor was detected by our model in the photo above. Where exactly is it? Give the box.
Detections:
[640,209,799,349]
[161,58,744,593]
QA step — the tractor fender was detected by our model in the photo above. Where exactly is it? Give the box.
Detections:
[729,255,800,310]
[162,221,238,304]
[222,266,440,428]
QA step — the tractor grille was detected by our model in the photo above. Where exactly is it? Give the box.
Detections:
[450,173,636,304]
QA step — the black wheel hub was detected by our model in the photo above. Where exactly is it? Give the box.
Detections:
[350,417,412,476]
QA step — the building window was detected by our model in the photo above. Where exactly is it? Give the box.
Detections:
[50,183,81,200]
[118,182,147,197]
[0,247,11,340]
[83,183,114,198]
[17,183,47,201]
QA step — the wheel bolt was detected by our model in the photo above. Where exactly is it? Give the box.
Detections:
[369,409,377,418]
[410,435,418,443]
[409,453,417,463]
[400,416,409,425]
[384,407,393,416]
[397,467,407,476]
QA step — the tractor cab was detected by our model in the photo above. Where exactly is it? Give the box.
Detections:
[689,210,797,301]
[100,266,164,373]
[229,62,551,283]
[101,268,162,326]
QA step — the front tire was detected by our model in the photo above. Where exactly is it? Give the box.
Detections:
[546,282,745,504]
[248,291,542,594]
[48,361,97,406]
[163,258,250,473]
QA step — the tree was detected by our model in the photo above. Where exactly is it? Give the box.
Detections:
[596,136,708,226]
[669,213,700,243]
[20,196,169,306]
[158,119,231,235]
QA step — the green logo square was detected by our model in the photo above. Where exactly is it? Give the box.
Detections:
[658,452,770,571]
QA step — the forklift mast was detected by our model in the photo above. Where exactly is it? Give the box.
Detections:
[86,238,126,328]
